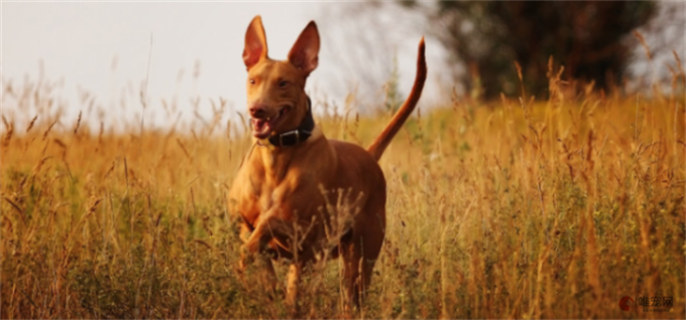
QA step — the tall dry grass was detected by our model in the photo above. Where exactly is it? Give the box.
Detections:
[1,57,684,318]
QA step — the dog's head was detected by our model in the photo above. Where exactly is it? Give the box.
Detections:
[242,16,319,140]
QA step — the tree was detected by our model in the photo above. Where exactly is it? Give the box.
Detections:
[420,1,656,98]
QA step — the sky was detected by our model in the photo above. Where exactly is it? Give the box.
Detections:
[2,2,682,133]
[1,2,446,132]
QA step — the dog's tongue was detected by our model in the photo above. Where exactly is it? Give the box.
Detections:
[251,118,272,139]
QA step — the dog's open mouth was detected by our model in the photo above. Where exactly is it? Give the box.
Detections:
[251,106,290,139]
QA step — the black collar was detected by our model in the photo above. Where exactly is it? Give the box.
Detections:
[264,97,314,147]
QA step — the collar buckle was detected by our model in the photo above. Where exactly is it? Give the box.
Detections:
[278,129,300,147]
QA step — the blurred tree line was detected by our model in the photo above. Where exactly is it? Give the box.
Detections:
[401,1,657,99]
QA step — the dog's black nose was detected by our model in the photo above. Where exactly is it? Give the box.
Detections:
[249,104,267,118]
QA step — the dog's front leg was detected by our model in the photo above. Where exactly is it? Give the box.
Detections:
[285,263,301,314]
[239,207,297,268]
[238,222,260,271]
[236,222,278,297]
[242,213,295,254]
[241,212,305,312]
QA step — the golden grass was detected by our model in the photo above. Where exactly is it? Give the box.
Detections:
[1,74,685,318]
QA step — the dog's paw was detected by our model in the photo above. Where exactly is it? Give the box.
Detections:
[238,245,255,271]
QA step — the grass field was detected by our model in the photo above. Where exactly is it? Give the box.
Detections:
[1,68,685,318]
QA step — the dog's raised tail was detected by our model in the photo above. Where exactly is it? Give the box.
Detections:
[367,37,427,161]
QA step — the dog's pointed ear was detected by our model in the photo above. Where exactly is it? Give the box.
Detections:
[243,16,268,70]
[288,21,320,76]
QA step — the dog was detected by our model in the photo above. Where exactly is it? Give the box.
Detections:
[228,15,426,310]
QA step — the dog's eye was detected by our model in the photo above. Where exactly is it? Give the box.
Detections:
[249,79,256,85]
[278,80,289,88]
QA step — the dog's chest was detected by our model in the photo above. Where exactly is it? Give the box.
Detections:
[239,161,319,224]
[230,139,339,227]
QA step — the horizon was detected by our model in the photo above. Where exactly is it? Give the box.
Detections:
[2,2,682,133]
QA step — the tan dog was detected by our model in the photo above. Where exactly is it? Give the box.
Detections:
[228,15,426,309]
